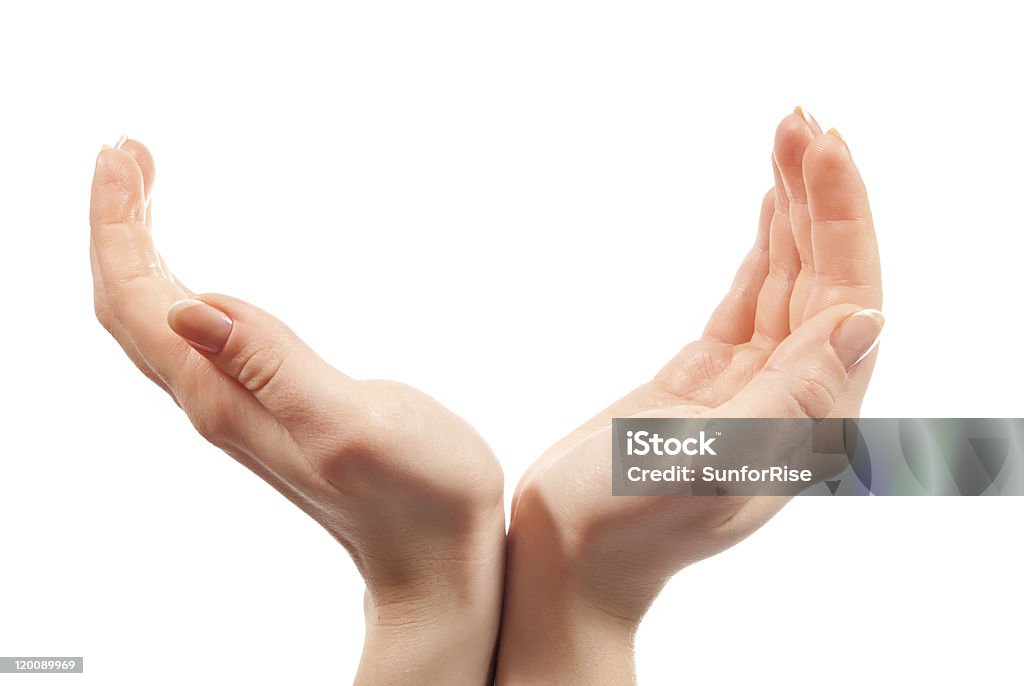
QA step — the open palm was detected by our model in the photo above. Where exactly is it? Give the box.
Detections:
[499,110,884,681]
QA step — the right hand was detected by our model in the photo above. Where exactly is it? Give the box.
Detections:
[90,139,505,684]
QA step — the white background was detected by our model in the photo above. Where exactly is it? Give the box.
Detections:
[2,1,1022,684]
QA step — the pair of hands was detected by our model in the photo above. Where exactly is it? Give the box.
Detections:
[90,108,882,685]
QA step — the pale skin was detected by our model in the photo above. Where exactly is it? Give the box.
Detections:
[91,108,881,685]
[495,108,883,684]
[90,139,506,684]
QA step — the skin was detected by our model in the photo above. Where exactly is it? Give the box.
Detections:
[90,140,506,685]
[495,109,883,684]
[92,108,882,685]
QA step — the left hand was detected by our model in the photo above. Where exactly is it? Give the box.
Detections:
[496,110,884,684]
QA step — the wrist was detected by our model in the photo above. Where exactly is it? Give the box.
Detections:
[497,595,637,686]
[355,533,505,686]
[358,603,499,686]
[495,543,639,686]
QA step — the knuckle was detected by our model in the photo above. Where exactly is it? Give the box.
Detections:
[183,393,234,447]
[785,368,840,419]
[93,298,114,333]
[176,369,234,446]
[234,340,287,396]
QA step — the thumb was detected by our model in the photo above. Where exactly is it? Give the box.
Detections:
[720,305,885,419]
[166,294,355,431]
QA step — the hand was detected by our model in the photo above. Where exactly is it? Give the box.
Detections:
[90,139,505,686]
[496,109,884,685]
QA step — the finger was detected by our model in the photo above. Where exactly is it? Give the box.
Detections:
[772,110,817,332]
[91,145,199,392]
[719,305,884,418]
[701,189,772,344]
[166,294,360,439]
[91,243,175,398]
[801,131,882,320]
[90,142,326,490]
[120,138,155,228]
[119,138,185,284]
[91,138,163,383]
[794,105,823,136]
[751,155,800,347]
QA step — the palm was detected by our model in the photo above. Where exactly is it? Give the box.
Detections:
[510,111,883,621]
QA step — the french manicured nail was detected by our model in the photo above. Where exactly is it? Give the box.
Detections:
[831,309,884,370]
[167,299,233,354]
[100,135,128,154]
[794,104,822,132]
[794,105,812,127]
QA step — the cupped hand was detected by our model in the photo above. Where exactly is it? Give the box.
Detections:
[90,139,504,685]
[497,109,883,684]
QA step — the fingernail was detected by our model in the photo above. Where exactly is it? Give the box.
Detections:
[831,309,884,370]
[827,127,844,141]
[100,135,128,154]
[167,299,234,354]
[795,105,822,132]
[794,105,812,127]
